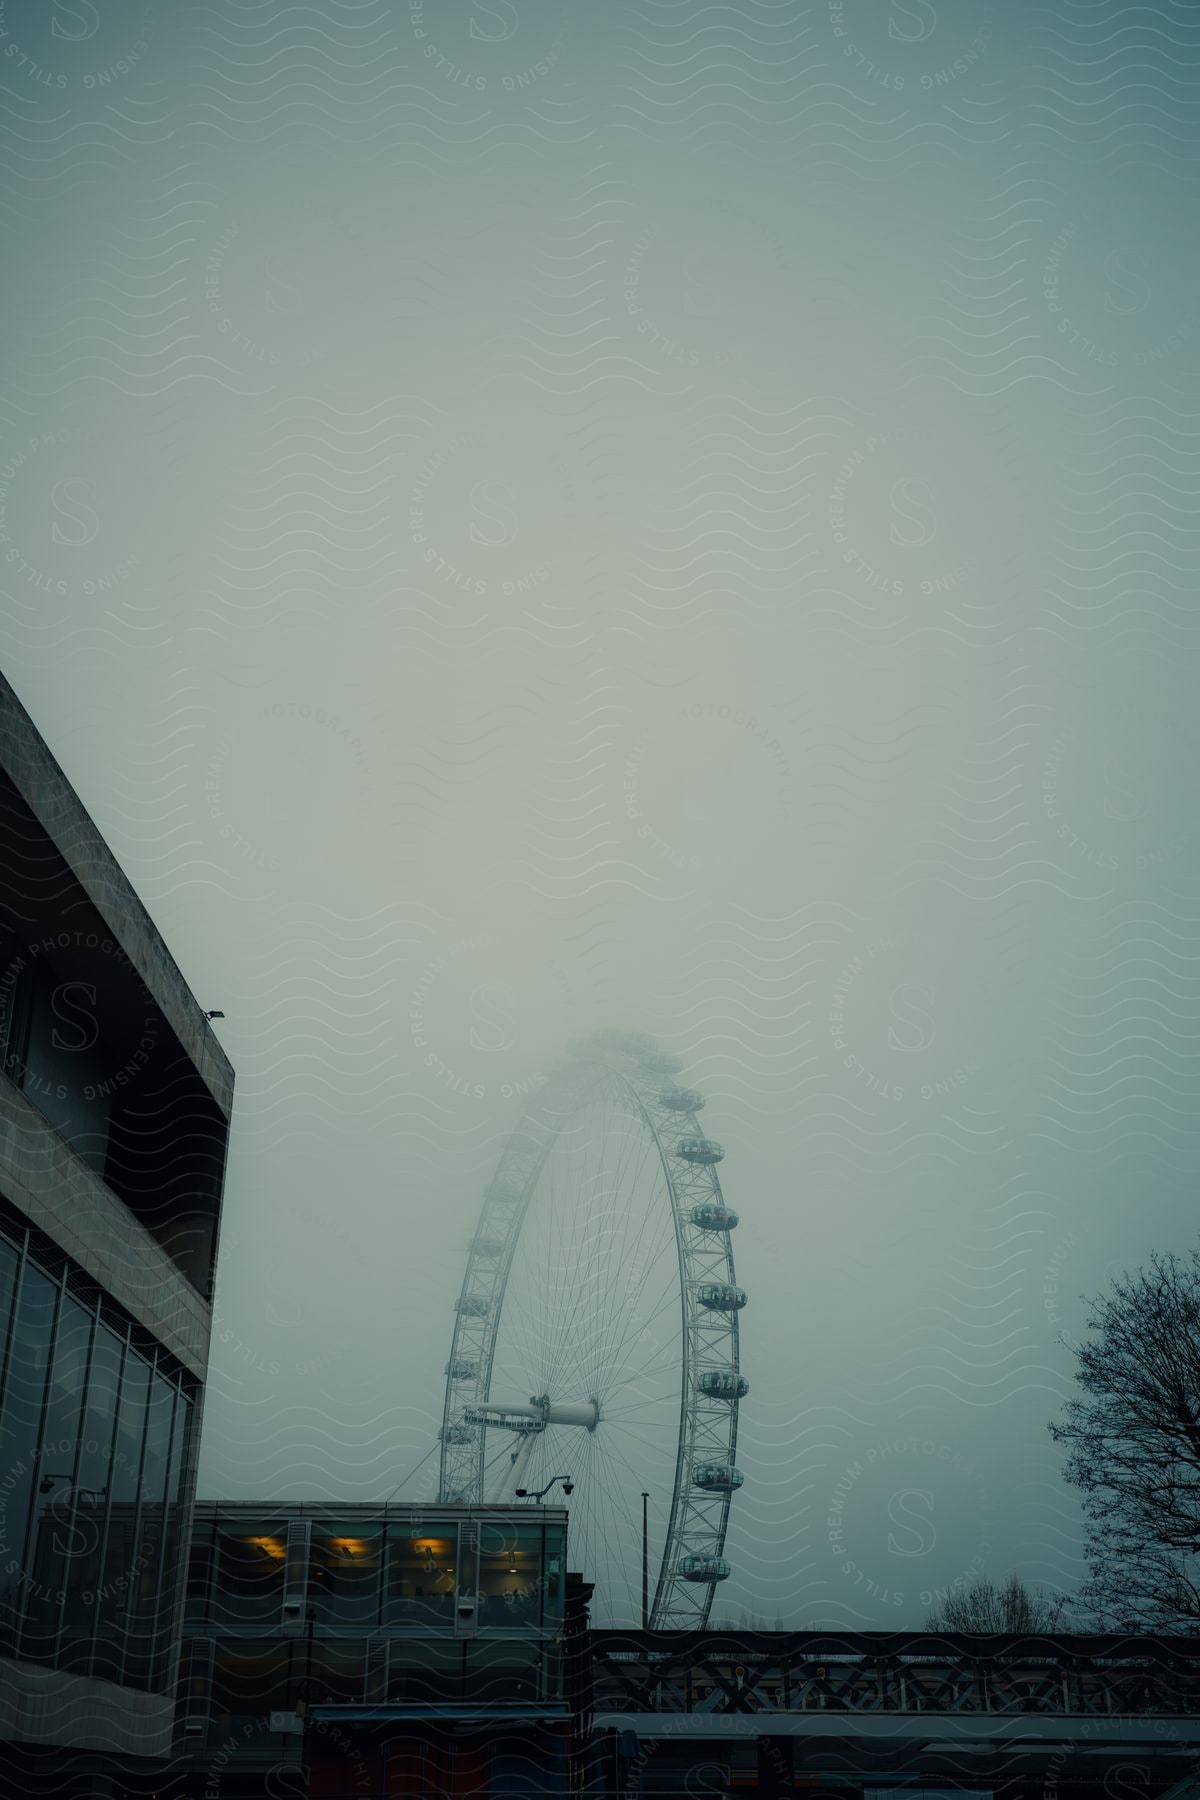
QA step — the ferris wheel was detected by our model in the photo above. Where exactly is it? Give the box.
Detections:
[438,1030,747,1629]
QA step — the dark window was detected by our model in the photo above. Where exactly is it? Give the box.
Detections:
[479,1518,551,1627]
[63,1324,126,1670]
[151,1386,191,1683]
[383,1523,457,1628]
[21,1291,94,1662]
[211,1521,288,1627]
[310,1525,382,1629]
[122,1372,174,1688]
[305,1638,366,1707]
[16,955,114,1176]
[386,1640,465,1705]
[0,1232,19,1400]
[211,1639,295,1721]
[0,1218,201,1692]
[0,1263,56,1654]
[91,1346,150,1682]
[75,1320,123,1495]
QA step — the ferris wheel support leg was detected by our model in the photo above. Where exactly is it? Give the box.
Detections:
[488,1428,542,1504]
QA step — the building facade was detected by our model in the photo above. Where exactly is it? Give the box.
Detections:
[0,672,234,1793]
[164,1501,588,1798]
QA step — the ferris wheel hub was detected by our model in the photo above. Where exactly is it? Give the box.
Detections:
[467,1395,600,1431]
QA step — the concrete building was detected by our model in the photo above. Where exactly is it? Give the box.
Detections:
[160,1500,590,1798]
[0,671,234,1795]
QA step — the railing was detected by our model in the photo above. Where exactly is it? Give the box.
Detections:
[589,1630,1200,1717]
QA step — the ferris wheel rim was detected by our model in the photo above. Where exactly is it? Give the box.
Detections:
[437,1036,743,1629]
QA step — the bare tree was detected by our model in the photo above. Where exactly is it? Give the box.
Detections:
[1049,1249,1200,1630]
[925,1573,1067,1633]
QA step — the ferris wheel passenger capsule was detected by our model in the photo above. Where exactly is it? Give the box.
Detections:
[697,1282,747,1312]
[659,1087,705,1112]
[641,1051,682,1075]
[446,1359,479,1381]
[690,1202,738,1232]
[678,1554,731,1583]
[455,1294,490,1317]
[698,1370,750,1399]
[470,1234,506,1256]
[677,1137,724,1164]
[692,1463,744,1491]
[439,1424,474,1445]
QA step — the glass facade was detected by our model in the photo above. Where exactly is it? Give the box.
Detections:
[187,1509,565,1639]
[0,1209,194,1691]
[181,1505,570,1735]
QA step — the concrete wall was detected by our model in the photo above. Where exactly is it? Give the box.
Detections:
[0,1081,212,1379]
[0,1655,176,1758]
[0,673,233,1122]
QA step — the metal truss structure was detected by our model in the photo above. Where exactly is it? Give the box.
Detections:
[589,1629,1200,1721]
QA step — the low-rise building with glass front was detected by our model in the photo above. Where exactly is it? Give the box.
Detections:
[165,1500,590,1798]
[0,672,234,1796]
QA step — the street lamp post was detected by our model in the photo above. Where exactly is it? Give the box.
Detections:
[514,1475,574,1502]
[641,1492,649,1630]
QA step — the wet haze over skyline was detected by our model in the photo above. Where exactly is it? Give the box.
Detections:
[2,0,1200,1627]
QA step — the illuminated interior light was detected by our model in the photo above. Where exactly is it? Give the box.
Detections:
[244,1536,286,1560]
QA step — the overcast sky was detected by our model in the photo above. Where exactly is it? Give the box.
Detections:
[2,0,1200,1628]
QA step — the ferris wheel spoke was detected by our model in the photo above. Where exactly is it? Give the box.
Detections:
[606,1421,677,1456]
[552,1105,668,1405]
[584,1425,644,1600]
[603,1339,686,1388]
[602,1369,678,1415]
[594,1431,672,1559]
[482,1437,524,1497]
[541,1205,622,1397]
[580,1208,679,1398]
[589,1261,684,1397]
[543,1145,588,1374]
[587,1113,659,1341]
[543,1116,654,1401]
[539,1258,608,1404]
[595,1461,642,1611]
[539,1138,616,1395]
[584,1236,678,1398]
[602,1393,682,1419]
[591,1126,674,1320]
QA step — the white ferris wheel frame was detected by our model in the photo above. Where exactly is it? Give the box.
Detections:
[438,1032,744,1630]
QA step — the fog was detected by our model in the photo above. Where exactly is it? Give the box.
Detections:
[3,0,1199,1628]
